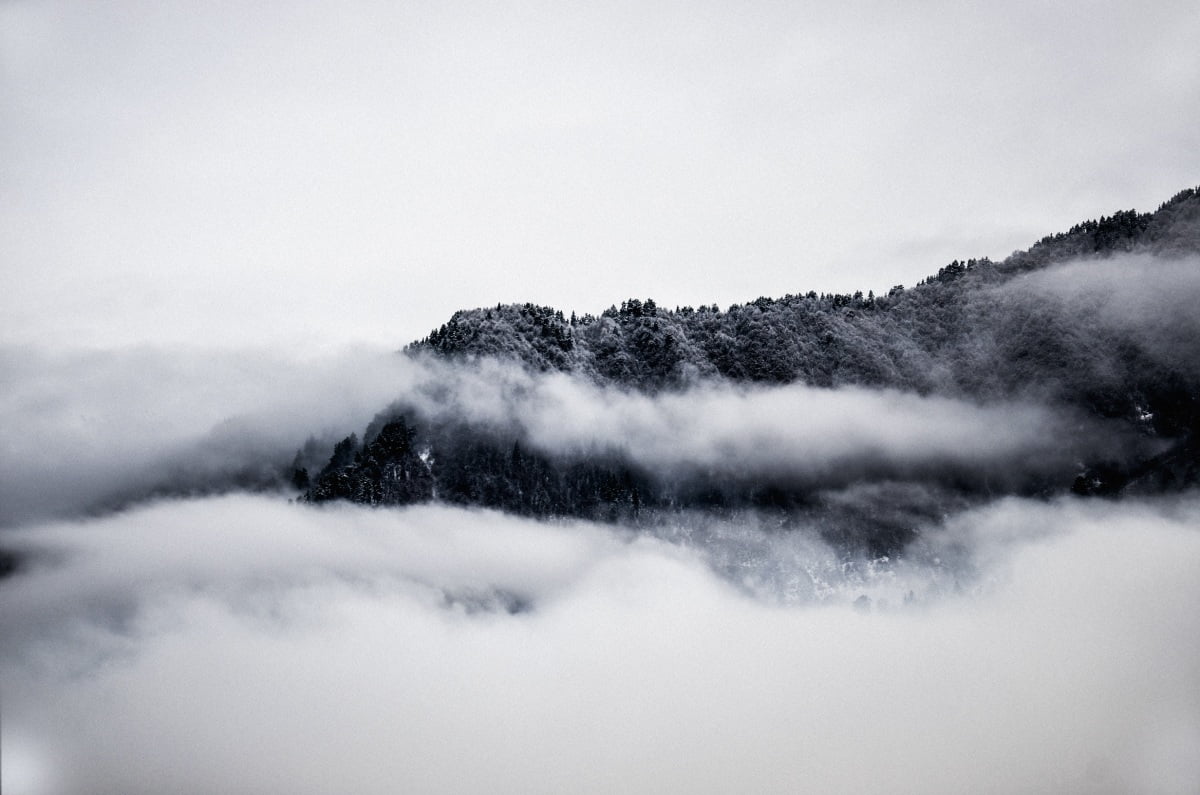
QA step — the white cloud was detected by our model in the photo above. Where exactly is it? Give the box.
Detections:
[0,344,419,524]
[2,343,1123,526]
[2,494,1198,794]
[391,358,1132,489]
[521,375,1079,477]
[0,337,1073,625]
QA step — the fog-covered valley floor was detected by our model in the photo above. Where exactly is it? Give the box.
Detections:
[3,494,1199,794]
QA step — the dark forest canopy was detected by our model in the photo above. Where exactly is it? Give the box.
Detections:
[299,187,1200,554]
[408,186,1199,395]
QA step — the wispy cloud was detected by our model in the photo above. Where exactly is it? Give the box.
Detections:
[0,345,419,524]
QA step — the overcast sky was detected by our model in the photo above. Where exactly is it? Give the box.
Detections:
[3,0,1198,349]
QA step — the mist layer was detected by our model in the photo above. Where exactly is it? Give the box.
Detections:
[3,495,1198,795]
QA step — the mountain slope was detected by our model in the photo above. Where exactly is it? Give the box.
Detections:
[409,187,1199,397]
[300,187,1200,553]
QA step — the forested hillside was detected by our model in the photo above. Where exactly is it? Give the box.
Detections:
[412,187,1198,406]
[300,187,1200,553]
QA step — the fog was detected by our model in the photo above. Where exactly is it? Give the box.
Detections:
[997,254,1200,377]
[3,495,1198,795]
[3,251,1199,791]
[392,360,1139,490]
[507,376,1102,478]
[0,342,1135,529]
[4,2,1198,789]
[0,345,418,525]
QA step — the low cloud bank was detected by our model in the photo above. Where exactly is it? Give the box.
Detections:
[0,345,421,525]
[3,494,1198,794]
[387,358,1136,494]
[1,342,1135,527]
[519,375,1100,480]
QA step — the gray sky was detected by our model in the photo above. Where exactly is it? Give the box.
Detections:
[3,0,1198,349]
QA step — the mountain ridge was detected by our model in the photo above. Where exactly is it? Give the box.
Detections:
[406,186,1200,397]
[297,186,1200,552]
